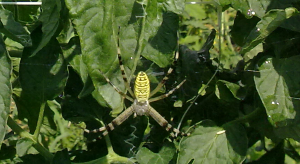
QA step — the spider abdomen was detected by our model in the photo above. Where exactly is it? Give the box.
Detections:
[134,71,150,102]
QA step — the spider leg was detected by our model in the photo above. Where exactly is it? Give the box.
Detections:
[99,69,134,102]
[148,79,186,103]
[116,26,135,98]
[84,106,134,139]
[149,51,179,97]
[148,106,189,137]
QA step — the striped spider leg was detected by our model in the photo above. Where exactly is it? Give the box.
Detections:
[85,29,188,139]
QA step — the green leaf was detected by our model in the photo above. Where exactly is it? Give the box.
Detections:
[213,0,231,7]
[254,56,300,127]
[0,36,11,150]
[264,27,300,59]
[215,0,296,18]
[244,43,263,61]
[20,154,47,163]
[215,80,246,101]
[0,9,31,47]
[143,12,179,68]
[31,0,62,56]
[254,56,300,141]
[281,15,300,33]
[248,107,281,143]
[16,138,35,157]
[227,0,252,18]
[0,144,17,161]
[65,0,134,112]
[178,120,247,164]
[241,8,299,54]
[61,36,94,98]
[136,142,176,164]
[184,4,206,20]
[52,149,71,164]
[249,142,284,164]
[231,12,260,47]
[273,124,300,142]
[18,27,68,130]
[65,0,184,114]
[20,29,68,101]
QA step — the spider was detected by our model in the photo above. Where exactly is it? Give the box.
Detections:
[84,28,188,139]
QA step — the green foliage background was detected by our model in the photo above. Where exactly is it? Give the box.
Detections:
[0,0,300,163]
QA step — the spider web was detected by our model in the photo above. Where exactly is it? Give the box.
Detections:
[5,1,300,163]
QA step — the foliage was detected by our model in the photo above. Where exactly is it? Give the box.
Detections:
[0,0,300,163]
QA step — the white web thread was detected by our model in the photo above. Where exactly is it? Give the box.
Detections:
[124,124,139,158]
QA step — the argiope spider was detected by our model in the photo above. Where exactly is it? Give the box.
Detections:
[84,28,188,139]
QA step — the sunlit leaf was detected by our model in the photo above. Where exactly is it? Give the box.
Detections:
[215,0,297,19]
[16,138,35,157]
[254,56,300,127]
[0,36,11,150]
[215,80,246,101]
[65,0,184,114]
[241,8,299,54]
[254,56,300,141]
[178,120,247,164]
[2,0,300,163]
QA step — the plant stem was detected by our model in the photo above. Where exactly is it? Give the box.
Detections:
[99,120,114,155]
[13,0,19,22]
[223,10,235,53]
[7,116,54,161]
[105,130,114,155]
[33,101,46,140]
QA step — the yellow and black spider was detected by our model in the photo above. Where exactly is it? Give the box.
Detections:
[85,28,188,139]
